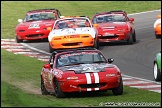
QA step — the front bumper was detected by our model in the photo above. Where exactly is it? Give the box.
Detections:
[16,30,50,40]
[49,35,94,49]
[59,76,121,93]
[98,33,130,42]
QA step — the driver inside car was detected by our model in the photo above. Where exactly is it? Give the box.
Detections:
[57,57,70,67]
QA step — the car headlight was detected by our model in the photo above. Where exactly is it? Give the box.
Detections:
[106,74,116,77]
[118,29,126,32]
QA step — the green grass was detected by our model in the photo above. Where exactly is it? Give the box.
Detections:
[1,1,161,107]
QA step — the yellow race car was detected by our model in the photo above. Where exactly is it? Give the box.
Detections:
[47,16,99,53]
[154,15,161,38]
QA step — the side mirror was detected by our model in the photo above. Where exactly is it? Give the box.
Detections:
[60,16,65,18]
[108,58,114,63]
[44,64,51,69]
[18,19,23,23]
[157,15,161,19]
[47,27,52,31]
[129,18,134,22]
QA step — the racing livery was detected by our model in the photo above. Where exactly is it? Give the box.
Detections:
[154,15,161,38]
[40,48,123,98]
[153,51,161,81]
[92,10,136,44]
[47,16,99,53]
[15,9,61,43]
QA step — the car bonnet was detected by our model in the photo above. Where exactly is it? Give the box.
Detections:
[49,27,96,38]
[57,63,115,74]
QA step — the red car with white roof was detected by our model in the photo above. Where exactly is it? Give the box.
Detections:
[15,9,61,43]
[92,10,136,44]
[40,48,123,98]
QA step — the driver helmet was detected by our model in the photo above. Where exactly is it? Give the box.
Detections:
[96,17,104,23]
[33,14,40,20]
[58,57,69,66]
[58,22,68,29]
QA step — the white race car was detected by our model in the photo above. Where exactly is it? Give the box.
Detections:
[47,16,99,53]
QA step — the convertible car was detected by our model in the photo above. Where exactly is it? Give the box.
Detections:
[15,8,62,43]
[40,48,123,98]
[153,51,161,81]
[154,15,161,38]
[91,10,136,44]
[47,16,99,53]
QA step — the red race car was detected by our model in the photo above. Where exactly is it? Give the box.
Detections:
[15,9,61,43]
[92,10,136,44]
[40,48,123,98]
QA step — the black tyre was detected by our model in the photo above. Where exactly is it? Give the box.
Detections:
[112,77,123,95]
[41,80,50,95]
[127,33,133,44]
[16,36,23,43]
[133,31,136,42]
[93,38,99,49]
[49,43,54,53]
[153,62,161,81]
[54,79,65,98]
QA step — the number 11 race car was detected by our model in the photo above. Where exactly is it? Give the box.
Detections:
[40,48,123,98]
[15,9,61,43]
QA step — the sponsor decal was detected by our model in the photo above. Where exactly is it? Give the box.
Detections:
[96,14,124,18]
[60,52,98,58]
[63,35,80,39]
[27,11,54,15]
[52,69,63,78]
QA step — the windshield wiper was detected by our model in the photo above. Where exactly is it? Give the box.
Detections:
[92,61,107,63]
[71,62,85,65]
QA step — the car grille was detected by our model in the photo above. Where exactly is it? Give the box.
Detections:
[26,34,43,38]
[99,35,118,39]
[79,83,106,88]
[62,42,82,46]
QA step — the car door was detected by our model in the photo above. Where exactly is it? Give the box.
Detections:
[43,55,55,90]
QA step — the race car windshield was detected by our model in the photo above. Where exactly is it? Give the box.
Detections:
[54,18,91,29]
[24,12,57,22]
[56,51,107,67]
[92,13,126,24]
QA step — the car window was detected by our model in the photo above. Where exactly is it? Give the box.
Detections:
[92,13,127,24]
[56,51,107,67]
[54,18,91,29]
[24,12,57,22]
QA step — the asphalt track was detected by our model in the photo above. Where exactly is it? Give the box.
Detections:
[23,10,161,81]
